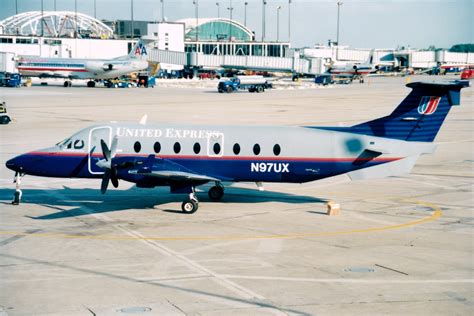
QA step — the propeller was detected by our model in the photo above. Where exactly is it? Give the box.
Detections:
[96,136,119,194]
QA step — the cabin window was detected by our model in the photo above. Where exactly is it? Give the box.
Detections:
[73,140,84,150]
[173,142,181,154]
[154,141,161,153]
[253,144,261,155]
[233,143,240,155]
[213,143,221,155]
[134,141,141,153]
[193,142,201,154]
[273,144,281,156]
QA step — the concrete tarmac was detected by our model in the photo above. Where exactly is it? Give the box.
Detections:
[0,76,472,315]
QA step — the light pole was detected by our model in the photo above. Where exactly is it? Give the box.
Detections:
[227,0,233,41]
[288,0,291,44]
[193,0,198,47]
[94,0,96,19]
[244,2,248,27]
[262,0,266,42]
[276,5,281,42]
[131,0,134,38]
[161,0,164,22]
[41,0,44,37]
[15,0,18,14]
[336,1,342,46]
[74,0,78,38]
[216,2,220,19]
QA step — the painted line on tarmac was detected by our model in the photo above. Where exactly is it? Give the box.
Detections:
[0,201,442,242]
[221,275,474,284]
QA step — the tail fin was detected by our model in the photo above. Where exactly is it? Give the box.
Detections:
[349,80,469,142]
[128,38,148,59]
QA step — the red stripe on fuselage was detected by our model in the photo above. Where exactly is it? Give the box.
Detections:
[27,151,402,163]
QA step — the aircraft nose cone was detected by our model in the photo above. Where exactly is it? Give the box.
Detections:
[6,156,22,172]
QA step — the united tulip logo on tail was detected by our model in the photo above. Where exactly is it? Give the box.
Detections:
[135,43,147,56]
[418,96,441,115]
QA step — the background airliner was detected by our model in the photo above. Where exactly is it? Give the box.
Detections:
[16,39,149,87]
[6,80,468,213]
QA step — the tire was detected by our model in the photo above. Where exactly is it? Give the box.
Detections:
[226,86,233,93]
[63,81,69,87]
[181,200,199,214]
[256,86,264,93]
[127,83,132,88]
[114,84,118,88]
[249,87,255,93]
[0,116,10,124]
[208,186,224,201]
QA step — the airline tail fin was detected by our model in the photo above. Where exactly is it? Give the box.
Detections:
[348,80,469,142]
[128,38,149,59]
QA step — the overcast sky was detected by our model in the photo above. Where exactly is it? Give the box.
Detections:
[1,0,472,49]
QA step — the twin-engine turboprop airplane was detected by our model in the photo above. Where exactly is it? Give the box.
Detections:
[16,38,149,87]
[6,81,469,213]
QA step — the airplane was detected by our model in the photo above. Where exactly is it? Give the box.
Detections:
[16,39,150,88]
[326,50,384,81]
[5,80,469,213]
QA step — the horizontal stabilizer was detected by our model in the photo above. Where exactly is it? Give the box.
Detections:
[348,155,419,180]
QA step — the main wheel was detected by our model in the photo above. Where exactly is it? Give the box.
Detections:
[181,200,199,214]
[63,81,69,87]
[208,186,224,201]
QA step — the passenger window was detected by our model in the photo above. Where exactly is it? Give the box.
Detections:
[134,141,141,153]
[253,144,261,155]
[273,144,281,156]
[174,142,181,154]
[213,143,221,155]
[154,141,161,153]
[193,142,201,154]
[233,143,240,155]
[73,139,84,149]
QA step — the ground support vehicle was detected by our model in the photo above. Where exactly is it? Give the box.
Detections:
[0,102,11,124]
[105,79,137,88]
[137,75,156,88]
[0,73,21,87]
[217,75,272,93]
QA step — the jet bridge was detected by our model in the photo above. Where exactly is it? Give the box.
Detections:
[147,48,324,76]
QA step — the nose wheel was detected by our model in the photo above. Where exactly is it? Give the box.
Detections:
[208,183,224,201]
[181,192,199,214]
[12,172,24,205]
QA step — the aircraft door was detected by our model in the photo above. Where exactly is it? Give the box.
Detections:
[207,132,224,157]
[88,126,112,174]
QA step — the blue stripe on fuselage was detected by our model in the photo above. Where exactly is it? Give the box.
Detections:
[15,152,397,184]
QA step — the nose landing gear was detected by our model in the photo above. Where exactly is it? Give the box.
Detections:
[12,172,24,205]
[181,192,199,214]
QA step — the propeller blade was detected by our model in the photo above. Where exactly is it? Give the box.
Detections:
[110,136,118,158]
[101,169,111,194]
[111,168,119,188]
[100,139,111,161]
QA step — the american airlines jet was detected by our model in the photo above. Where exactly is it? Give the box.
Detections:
[16,39,149,87]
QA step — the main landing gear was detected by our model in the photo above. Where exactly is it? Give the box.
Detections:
[180,182,225,214]
[12,172,24,205]
[87,81,96,88]
[63,80,72,87]
[208,182,224,201]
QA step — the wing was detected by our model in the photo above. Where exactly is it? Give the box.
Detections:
[129,169,220,182]
[123,154,231,183]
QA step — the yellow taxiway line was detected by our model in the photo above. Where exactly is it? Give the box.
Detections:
[0,201,442,242]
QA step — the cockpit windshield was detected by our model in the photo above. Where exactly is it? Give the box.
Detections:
[56,138,72,149]
[56,136,85,150]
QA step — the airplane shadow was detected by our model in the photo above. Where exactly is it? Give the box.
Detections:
[0,185,327,220]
